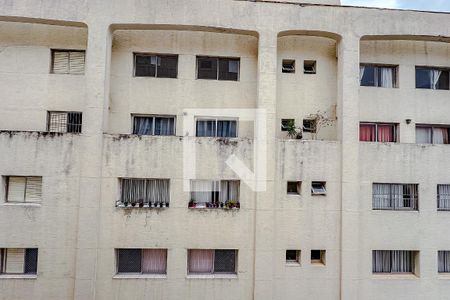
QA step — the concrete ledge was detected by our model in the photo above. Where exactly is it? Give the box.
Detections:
[0,274,37,279]
[113,274,167,279]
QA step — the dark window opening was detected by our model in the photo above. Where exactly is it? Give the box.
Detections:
[416,67,450,90]
[287,182,301,195]
[311,182,326,195]
[303,119,316,133]
[281,119,295,132]
[134,54,178,78]
[282,59,295,73]
[311,250,325,265]
[286,250,300,263]
[304,60,316,74]
[197,56,239,81]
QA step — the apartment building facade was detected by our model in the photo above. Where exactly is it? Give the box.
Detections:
[1,0,450,299]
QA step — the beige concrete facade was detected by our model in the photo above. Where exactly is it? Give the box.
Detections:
[1,0,450,299]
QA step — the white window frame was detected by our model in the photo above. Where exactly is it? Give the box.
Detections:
[195,117,239,138]
[131,114,176,136]
[311,182,326,195]
[5,176,42,203]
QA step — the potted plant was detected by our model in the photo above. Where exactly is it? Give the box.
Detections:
[285,120,303,140]
[225,199,238,209]
[189,199,196,208]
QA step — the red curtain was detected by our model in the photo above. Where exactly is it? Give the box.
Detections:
[188,250,214,274]
[378,125,395,142]
[360,124,376,142]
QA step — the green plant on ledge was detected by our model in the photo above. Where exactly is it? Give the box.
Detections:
[225,199,238,209]
[285,119,303,140]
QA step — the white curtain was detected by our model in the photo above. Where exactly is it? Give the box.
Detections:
[380,67,393,88]
[416,127,432,144]
[191,180,217,204]
[188,250,214,274]
[121,179,169,205]
[373,250,413,273]
[433,127,449,144]
[133,117,153,135]
[196,120,216,137]
[142,249,167,274]
[432,70,442,89]
[219,181,240,204]
[391,184,404,209]
[217,120,237,138]
[438,185,450,210]
[154,117,175,136]
[359,65,365,83]
[373,184,392,209]
[373,250,391,273]
[439,251,450,273]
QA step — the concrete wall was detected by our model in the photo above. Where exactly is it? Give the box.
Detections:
[0,0,449,300]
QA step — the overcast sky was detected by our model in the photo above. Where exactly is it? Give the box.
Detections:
[341,0,450,12]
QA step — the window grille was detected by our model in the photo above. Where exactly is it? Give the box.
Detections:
[438,185,450,210]
[51,50,85,75]
[118,178,170,208]
[373,183,418,210]
[48,111,82,133]
[197,56,240,81]
[24,249,38,274]
[373,250,416,274]
[117,249,142,273]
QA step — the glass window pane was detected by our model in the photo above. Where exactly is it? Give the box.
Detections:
[133,117,154,135]
[135,55,156,77]
[157,55,178,78]
[154,117,175,136]
[416,68,432,89]
[218,58,239,81]
[217,120,237,138]
[437,70,450,90]
[24,249,38,274]
[197,57,218,80]
[196,120,216,137]
[361,66,376,86]
[214,250,236,273]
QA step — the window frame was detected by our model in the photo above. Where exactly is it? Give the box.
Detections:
[303,60,317,74]
[416,124,450,144]
[287,181,301,195]
[311,250,326,265]
[372,183,419,211]
[50,49,86,75]
[286,250,301,264]
[437,184,450,211]
[133,53,179,79]
[5,176,42,204]
[47,111,83,133]
[195,117,239,138]
[189,179,240,209]
[372,250,417,275]
[196,56,240,81]
[438,251,450,273]
[282,59,296,73]
[116,248,168,275]
[360,122,398,143]
[187,249,238,275]
[311,182,327,196]
[118,178,170,208]
[415,66,450,90]
[131,114,176,136]
[0,248,38,275]
[360,63,398,88]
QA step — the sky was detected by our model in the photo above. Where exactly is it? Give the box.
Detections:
[341,0,450,12]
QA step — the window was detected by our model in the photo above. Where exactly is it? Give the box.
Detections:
[196,118,237,138]
[188,249,237,274]
[116,249,167,275]
[47,111,82,133]
[132,115,176,136]
[303,119,316,133]
[190,180,240,209]
[6,176,42,203]
[286,250,300,264]
[282,59,295,73]
[311,250,325,265]
[360,64,397,88]
[416,67,450,90]
[438,251,450,273]
[0,248,38,275]
[118,178,170,208]
[51,50,85,75]
[311,182,326,195]
[304,60,316,74]
[438,185,450,211]
[287,181,301,195]
[197,56,240,81]
[281,119,295,132]
[360,123,397,143]
[416,125,450,144]
[134,54,178,78]
[372,183,418,211]
[373,250,417,274]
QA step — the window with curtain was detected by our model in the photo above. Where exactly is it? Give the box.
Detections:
[0,248,38,275]
[190,180,240,209]
[6,176,42,203]
[372,250,416,274]
[196,119,237,138]
[360,123,397,143]
[438,185,450,211]
[119,178,170,208]
[360,64,397,88]
[197,56,240,81]
[439,251,450,273]
[372,183,418,210]
[116,249,167,275]
[188,249,237,274]
[134,54,178,78]
[132,115,176,136]
[416,125,450,144]
[416,67,450,90]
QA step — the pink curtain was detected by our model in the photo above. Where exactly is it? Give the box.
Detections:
[142,249,167,274]
[188,250,214,274]
[360,124,376,142]
[377,125,395,142]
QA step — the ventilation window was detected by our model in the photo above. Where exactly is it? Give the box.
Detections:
[303,119,317,133]
[281,119,295,132]
[304,60,316,74]
[286,250,300,264]
[282,59,295,73]
[51,50,85,75]
[287,181,301,195]
[311,250,326,265]
[311,182,326,195]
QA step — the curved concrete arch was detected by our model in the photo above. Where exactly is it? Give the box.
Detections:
[0,15,87,28]
[361,34,450,43]
[278,29,342,41]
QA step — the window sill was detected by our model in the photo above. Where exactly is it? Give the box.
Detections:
[2,202,41,207]
[438,274,450,279]
[286,262,301,267]
[113,274,167,279]
[0,274,37,279]
[186,274,238,279]
[372,274,418,280]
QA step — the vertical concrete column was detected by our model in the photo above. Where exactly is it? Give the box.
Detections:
[253,30,278,300]
[72,21,112,300]
[337,34,361,300]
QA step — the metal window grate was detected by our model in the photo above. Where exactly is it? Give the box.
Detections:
[373,183,419,210]
[48,111,82,133]
[117,249,142,273]
[213,250,236,273]
[24,248,38,274]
